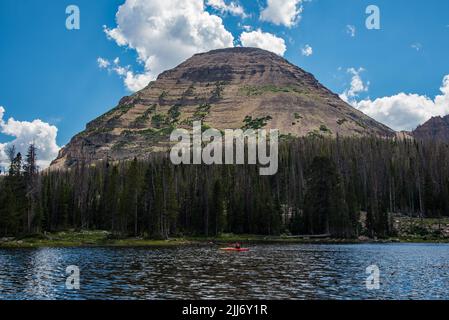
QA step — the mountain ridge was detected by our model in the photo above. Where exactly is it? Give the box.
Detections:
[51,47,395,168]
[412,115,449,141]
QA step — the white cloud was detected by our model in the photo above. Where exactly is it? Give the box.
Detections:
[260,0,303,28]
[240,29,287,56]
[238,23,252,31]
[206,0,247,18]
[301,44,313,56]
[340,72,449,131]
[346,25,356,37]
[98,57,155,92]
[353,75,449,131]
[97,57,110,69]
[103,0,235,92]
[0,106,60,169]
[340,68,369,104]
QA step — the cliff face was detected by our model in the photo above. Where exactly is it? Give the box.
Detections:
[412,116,449,141]
[51,47,394,168]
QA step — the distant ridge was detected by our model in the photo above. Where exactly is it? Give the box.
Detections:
[412,115,449,141]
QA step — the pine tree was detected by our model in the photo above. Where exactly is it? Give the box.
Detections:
[23,143,39,233]
[210,179,225,236]
[303,156,350,237]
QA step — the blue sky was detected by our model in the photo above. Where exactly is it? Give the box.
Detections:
[0,0,448,167]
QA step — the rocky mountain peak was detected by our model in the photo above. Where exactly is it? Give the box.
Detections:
[412,115,449,141]
[51,47,394,169]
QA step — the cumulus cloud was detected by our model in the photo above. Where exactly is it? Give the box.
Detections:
[0,106,60,170]
[206,0,247,17]
[353,75,449,131]
[346,25,356,37]
[102,0,234,92]
[301,44,313,56]
[260,0,303,28]
[240,29,287,56]
[340,68,369,104]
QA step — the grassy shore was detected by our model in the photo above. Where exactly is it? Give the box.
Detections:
[1,215,448,248]
[0,231,345,248]
[1,229,449,248]
[0,230,193,248]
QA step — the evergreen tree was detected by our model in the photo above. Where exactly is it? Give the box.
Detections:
[210,179,225,236]
[23,143,39,233]
[303,156,349,237]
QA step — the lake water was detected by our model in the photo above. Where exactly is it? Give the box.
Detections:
[0,243,448,300]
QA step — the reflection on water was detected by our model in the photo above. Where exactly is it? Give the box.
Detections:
[0,244,448,300]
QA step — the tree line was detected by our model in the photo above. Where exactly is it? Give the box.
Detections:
[1,136,448,239]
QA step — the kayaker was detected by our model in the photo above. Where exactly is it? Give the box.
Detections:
[234,242,241,249]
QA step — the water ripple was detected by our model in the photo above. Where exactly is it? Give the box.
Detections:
[0,244,448,300]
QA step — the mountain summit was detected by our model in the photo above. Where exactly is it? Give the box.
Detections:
[51,47,394,168]
[412,115,449,141]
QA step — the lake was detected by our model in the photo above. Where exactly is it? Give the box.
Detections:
[0,243,448,300]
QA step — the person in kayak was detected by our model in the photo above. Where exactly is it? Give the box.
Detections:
[234,242,241,249]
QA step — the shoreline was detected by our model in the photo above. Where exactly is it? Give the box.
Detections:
[1,231,448,248]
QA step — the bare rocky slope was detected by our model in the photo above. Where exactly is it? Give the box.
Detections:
[412,115,449,141]
[51,47,395,168]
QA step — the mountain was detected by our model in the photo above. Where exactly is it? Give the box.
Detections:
[412,115,449,141]
[51,47,394,168]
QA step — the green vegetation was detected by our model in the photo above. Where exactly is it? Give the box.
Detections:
[3,136,449,243]
[83,127,114,137]
[393,215,449,241]
[0,230,191,248]
[85,104,135,135]
[307,131,323,138]
[151,113,169,128]
[337,118,348,126]
[319,125,332,133]
[112,140,130,151]
[158,90,169,103]
[183,85,196,97]
[2,217,448,248]
[211,81,225,100]
[299,157,355,237]
[307,125,332,137]
[201,123,212,131]
[95,100,135,122]
[122,126,175,140]
[193,103,212,121]
[239,85,305,96]
[242,115,273,130]
[132,104,157,127]
[108,104,134,123]
[168,104,181,123]
[294,112,303,120]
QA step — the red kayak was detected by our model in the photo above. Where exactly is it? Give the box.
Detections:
[220,247,249,252]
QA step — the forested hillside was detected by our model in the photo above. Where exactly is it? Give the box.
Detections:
[1,136,449,239]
